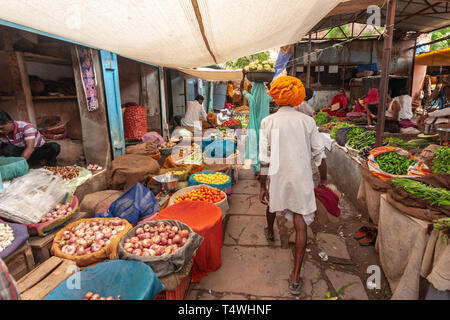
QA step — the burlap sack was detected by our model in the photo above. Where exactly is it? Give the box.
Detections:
[126,142,158,155]
[117,219,203,278]
[357,178,384,225]
[109,154,160,190]
[167,185,229,219]
[162,155,205,174]
[416,144,441,170]
[80,190,123,218]
[387,174,450,220]
[386,193,445,222]
[420,229,450,292]
[361,162,390,191]
[51,218,132,268]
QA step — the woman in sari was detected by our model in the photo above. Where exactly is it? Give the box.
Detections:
[323,88,349,117]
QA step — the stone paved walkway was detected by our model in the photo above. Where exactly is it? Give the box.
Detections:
[186,166,385,300]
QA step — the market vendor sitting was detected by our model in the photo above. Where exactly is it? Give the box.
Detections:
[217,108,231,126]
[322,88,349,117]
[365,93,410,133]
[0,110,60,166]
[178,95,214,130]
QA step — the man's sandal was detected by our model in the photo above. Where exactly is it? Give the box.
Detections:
[264,227,275,242]
[288,279,302,296]
[353,226,370,240]
[359,230,377,246]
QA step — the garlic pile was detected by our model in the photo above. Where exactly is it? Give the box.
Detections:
[0,223,14,253]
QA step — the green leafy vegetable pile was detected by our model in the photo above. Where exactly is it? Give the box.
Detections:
[314,112,329,125]
[330,123,354,140]
[393,178,450,206]
[432,146,450,174]
[384,137,412,147]
[376,152,415,175]
[347,131,376,151]
[347,127,365,141]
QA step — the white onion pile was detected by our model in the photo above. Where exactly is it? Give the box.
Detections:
[40,203,73,223]
[0,223,14,253]
[123,221,190,257]
[58,218,126,256]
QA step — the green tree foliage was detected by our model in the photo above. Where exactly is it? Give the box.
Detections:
[430,27,450,51]
[224,51,271,70]
[326,24,351,39]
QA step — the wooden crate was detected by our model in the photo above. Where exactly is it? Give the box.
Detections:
[28,211,88,266]
[17,256,77,300]
[3,241,35,281]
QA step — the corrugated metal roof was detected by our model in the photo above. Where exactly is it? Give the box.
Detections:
[311,0,450,33]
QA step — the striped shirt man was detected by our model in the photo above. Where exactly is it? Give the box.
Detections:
[0,121,45,148]
[0,258,20,300]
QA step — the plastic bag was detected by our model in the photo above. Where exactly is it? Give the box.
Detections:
[45,260,164,300]
[0,169,68,224]
[95,183,160,225]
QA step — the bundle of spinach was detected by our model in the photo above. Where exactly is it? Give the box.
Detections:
[432,146,450,174]
[347,127,365,141]
[384,137,412,147]
[347,130,376,151]
[375,152,415,175]
[314,112,329,125]
[393,178,450,206]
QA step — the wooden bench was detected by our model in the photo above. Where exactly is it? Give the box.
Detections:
[28,211,88,266]
[17,256,77,300]
[3,241,35,281]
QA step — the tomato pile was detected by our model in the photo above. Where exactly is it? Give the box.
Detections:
[222,118,240,127]
[174,186,225,204]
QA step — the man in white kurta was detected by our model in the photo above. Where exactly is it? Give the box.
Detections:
[181,95,207,130]
[259,76,328,295]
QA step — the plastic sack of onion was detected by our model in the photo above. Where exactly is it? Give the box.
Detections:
[117,220,203,278]
[51,218,133,267]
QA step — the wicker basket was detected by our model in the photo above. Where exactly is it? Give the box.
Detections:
[246,71,275,83]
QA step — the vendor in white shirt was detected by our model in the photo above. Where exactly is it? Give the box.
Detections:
[180,95,211,130]
[217,109,231,125]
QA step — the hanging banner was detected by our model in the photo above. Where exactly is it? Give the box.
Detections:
[77,46,98,111]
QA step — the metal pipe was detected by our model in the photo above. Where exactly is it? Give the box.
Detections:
[376,0,396,147]
[307,33,312,88]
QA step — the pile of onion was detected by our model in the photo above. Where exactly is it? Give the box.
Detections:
[123,221,190,257]
[58,218,126,256]
[84,292,120,300]
[40,203,73,223]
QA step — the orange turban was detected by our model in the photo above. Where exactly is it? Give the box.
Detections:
[269,76,306,107]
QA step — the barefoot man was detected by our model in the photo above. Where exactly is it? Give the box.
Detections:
[258,76,328,295]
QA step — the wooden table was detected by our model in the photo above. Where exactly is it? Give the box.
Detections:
[3,241,35,281]
[17,256,77,300]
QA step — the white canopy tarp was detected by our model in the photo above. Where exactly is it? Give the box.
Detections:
[0,0,341,68]
[178,68,243,81]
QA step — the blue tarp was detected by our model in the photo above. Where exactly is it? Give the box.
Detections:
[203,138,235,158]
[356,63,378,74]
[274,50,292,79]
[95,183,160,225]
[45,260,164,300]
